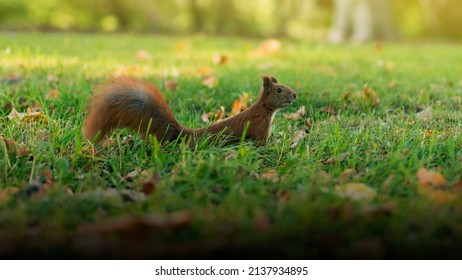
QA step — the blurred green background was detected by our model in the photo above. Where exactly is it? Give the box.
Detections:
[0,0,460,40]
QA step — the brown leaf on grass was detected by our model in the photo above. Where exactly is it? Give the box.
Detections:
[201,113,210,123]
[290,130,308,149]
[224,153,236,161]
[252,39,281,56]
[101,137,115,148]
[362,87,380,107]
[212,54,230,65]
[305,118,312,132]
[196,66,213,77]
[419,188,457,204]
[47,89,60,99]
[120,135,136,145]
[114,65,146,77]
[388,80,397,88]
[205,106,225,122]
[259,169,279,183]
[415,107,432,121]
[283,106,306,121]
[8,108,48,124]
[417,167,447,187]
[142,171,160,195]
[136,50,151,61]
[202,76,218,88]
[258,63,273,70]
[325,152,349,165]
[334,183,377,202]
[164,79,177,91]
[230,92,250,117]
[321,103,336,115]
[339,168,355,183]
[47,74,59,82]
[17,142,31,157]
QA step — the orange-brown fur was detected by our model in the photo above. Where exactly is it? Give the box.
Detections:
[84,75,296,146]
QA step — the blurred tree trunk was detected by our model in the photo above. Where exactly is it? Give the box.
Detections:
[189,0,204,32]
[214,0,238,34]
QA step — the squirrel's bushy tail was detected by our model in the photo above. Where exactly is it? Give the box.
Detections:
[83,77,185,143]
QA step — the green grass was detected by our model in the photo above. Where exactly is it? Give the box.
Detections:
[1,32,462,258]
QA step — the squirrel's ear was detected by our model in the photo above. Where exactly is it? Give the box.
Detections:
[261,75,273,92]
[270,76,278,84]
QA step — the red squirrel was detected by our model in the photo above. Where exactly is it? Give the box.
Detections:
[83,75,296,146]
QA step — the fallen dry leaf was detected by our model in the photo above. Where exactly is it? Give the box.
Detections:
[325,152,349,164]
[17,142,30,157]
[47,74,59,82]
[335,183,377,202]
[142,171,160,195]
[290,130,308,149]
[321,103,336,115]
[388,80,397,88]
[362,87,380,107]
[47,89,60,99]
[164,79,177,91]
[418,186,457,204]
[8,108,47,123]
[415,106,432,121]
[136,50,151,61]
[212,54,230,65]
[122,169,139,182]
[202,76,218,88]
[259,169,279,183]
[417,167,447,187]
[205,106,225,122]
[224,153,236,161]
[283,106,306,121]
[253,39,281,56]
[339,168,355,183]
[101,137,115,148]
[201,113,210,123]
[230,92,249,117]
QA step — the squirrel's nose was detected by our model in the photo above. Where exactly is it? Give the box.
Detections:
[292,93,297,99]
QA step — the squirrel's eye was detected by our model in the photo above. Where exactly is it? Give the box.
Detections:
[276,87,283,93]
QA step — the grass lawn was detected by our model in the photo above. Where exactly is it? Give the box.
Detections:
[1,32,462,258]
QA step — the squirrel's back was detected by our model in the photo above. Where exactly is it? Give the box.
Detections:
[83,77,184,142]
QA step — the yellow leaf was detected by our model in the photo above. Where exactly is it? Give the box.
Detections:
[335,183,377,202]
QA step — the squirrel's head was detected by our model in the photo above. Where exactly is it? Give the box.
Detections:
[260,75,297,109]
